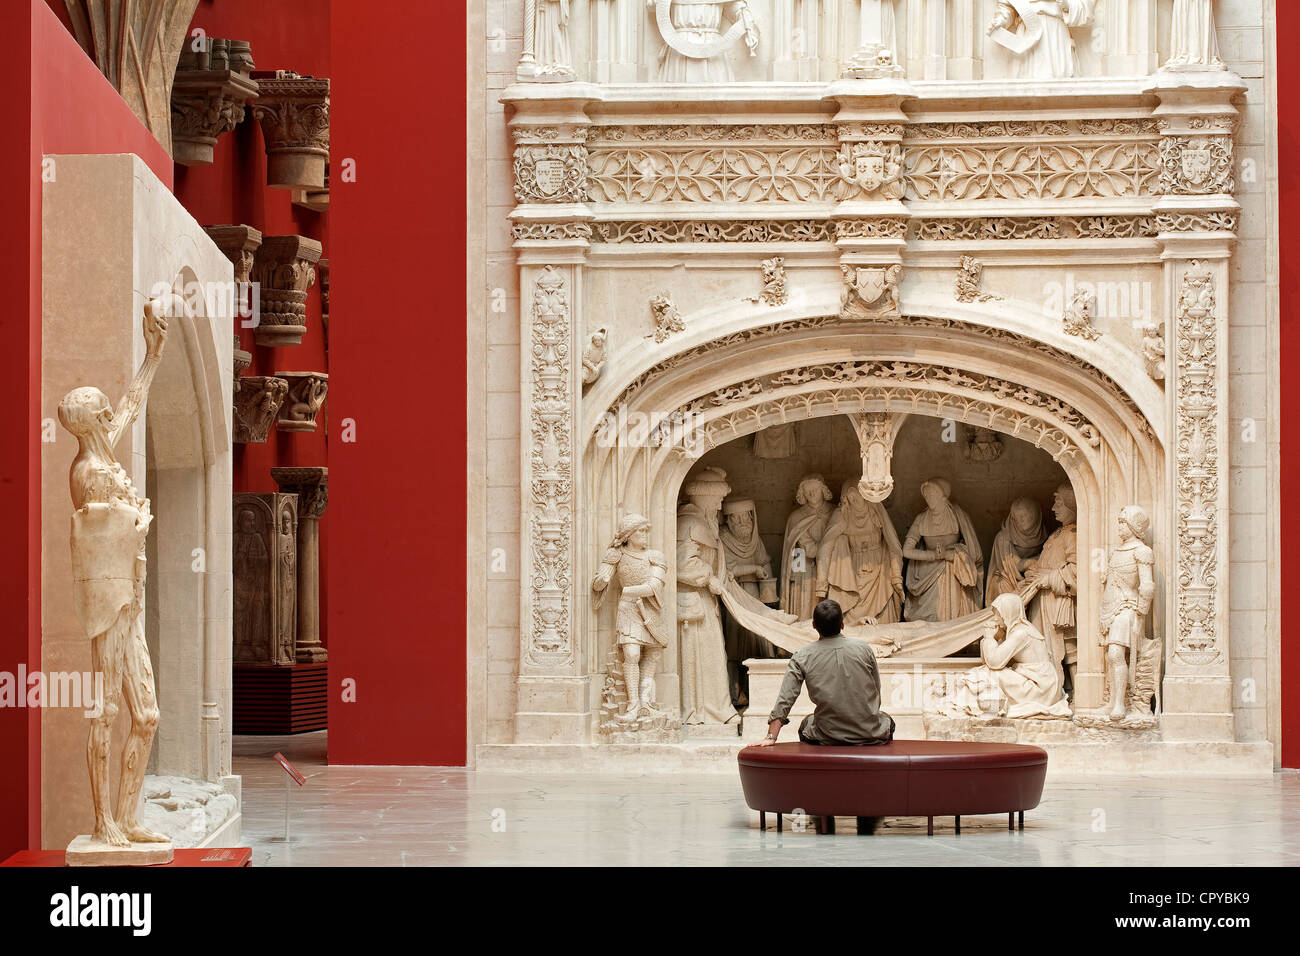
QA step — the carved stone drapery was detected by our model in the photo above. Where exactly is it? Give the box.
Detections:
[274,371,329,433]
[524,266,575,665]
[233,493,298,666]
[233,376,288,444]
[171,40,259,166]
[250,235,322,347]
[251,72,331,190]
[1171,261,1222,666]
[270,467,329,664]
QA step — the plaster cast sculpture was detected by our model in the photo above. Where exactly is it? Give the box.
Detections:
[988,0,1093,80]
[1099,505,1157,721]
[837,141,905,200]
[745,256,788,306]
[720,497,779,704]
[850,412,898,502]
[986,497,1047,606]
[779,475,833,620]
[817,479,904,626]
[534,0,576,79]
[270,467,329,663]
[840,263,901,318]
[582,328,607,386]
[233,376,288,444]
[274,371,329,433]
[955,256,1003,303]
[647,293,686,342]
[1165,0,1223,71]
[902,478,983,623]
[651,0,760,83]
[1140,320,1167,381]
[1062,288,1101,340]
[676,467,737,724]
[1026,484,1079,690]
[233,494,298,666]
[753,422,796,458]
[936,593,1072,719]
[59,299,174,866]
[842,0,900,78]
[592,514,670,722]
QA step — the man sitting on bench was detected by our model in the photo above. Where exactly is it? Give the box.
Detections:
[754,598,896,749]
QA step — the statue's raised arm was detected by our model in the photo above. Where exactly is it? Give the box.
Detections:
[108,297,171,451]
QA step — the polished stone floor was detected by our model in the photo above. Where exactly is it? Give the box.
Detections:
[234,733,1299,866]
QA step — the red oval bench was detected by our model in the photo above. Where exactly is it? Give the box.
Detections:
[738,740,1048,835]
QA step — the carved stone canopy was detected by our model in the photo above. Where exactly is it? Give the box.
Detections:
[171,39,259,166]
[273,371,329,433]
[251,72,331,190]
[250,235,323,347]
[271,467,329,520]
[234,376,289,444]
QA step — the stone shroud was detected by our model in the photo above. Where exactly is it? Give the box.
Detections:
[250,235,322,347]
[270,467,329,664]
[232,493,298,666]
[486,8,1271,769]
[252,72,331,190]
[274,371,329,433]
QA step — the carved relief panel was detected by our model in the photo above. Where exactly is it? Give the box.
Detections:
[233,493,298,666]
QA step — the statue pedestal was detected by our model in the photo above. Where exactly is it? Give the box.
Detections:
[66,835,173,867]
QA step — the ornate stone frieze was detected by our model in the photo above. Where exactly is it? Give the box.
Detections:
[607,313,1150,440]
[668,358,1102,463]
[233,376,288,444]
[251,72,330,190]
[588,124,838,144]
[1158,135,1235,195]
[836,218,909,240]
[912,216,1159,241]
[250,235,322,347]
[1172,261,1222,666]
[647,293,685,342]
[513,222,594,242]
[526,266,574,663]
[1156,211,1239,233]
[274,371,329,433]
[170,40,259,166]
[905,120,1160,140]
[592,219,834,243]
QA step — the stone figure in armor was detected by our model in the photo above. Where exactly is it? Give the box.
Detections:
[592,514,671,720]
[816,479,904,626]
[902,478,983,622]
[986,497,1046,605]
[1099,505,1157,721]
[779,475,833,620]
[1026,484,1078,692]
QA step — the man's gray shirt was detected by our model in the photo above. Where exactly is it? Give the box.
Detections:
[768,635,892,744]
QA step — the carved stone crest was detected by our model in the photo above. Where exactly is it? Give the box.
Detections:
[514,144,587,204]
[840,264,901,318]
[837,142,904,199]
[1159,136,1235,195]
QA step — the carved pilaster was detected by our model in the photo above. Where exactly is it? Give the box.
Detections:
[270,467,329,664]
[233,376,288,443]
[171,40,259,166]
[232,493,298,666]
[250,235,322,347]
[273,371,329,433]
[252,72,330,189]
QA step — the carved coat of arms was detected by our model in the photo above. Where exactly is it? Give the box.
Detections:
[840,263,901,318]
[837,142,904,199]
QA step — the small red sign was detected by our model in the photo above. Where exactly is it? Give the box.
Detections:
[273,752,306,786]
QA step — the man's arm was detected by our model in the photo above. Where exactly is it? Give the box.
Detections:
[110,299,170,450]
[752,658,803,747]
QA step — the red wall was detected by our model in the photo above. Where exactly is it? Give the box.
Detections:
[0,0,175,858]
[325,0,467,764]
[172,0,333,645]
[1279,4,1299,769]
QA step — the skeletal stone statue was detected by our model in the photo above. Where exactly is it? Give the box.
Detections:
[592,514,670,721]
[582,327,607,386]
[1099,505,1157,722]
[58,298,175,862]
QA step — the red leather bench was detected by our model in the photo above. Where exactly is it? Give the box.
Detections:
[738,740,1048,835]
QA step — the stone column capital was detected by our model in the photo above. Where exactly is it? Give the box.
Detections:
[271,467,329,520]
[252,72,331,189]
[273,371,329,433]
[234,376,289,443]
[171,41,260,166]
[251,235,323,347]
[205,224,264,284]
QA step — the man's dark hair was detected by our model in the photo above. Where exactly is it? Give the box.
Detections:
[812,599,843,637]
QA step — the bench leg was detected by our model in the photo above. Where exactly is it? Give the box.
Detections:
[856,816,878,836]
[777,812,782,833]
[815,815,836,835]
[760,811,765,831]
[955,815,960,835]
[1018,811,1024,831]
[927,816,933,837]
[1008,812,1014,831]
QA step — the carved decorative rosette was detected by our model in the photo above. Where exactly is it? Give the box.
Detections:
[252,73,330,189]
[513,123,588,204]
[525,266,574,665]
[250,235,322,347]
[1171,261,1222,666]
[233,376,288,443]
[274,371,329,433]
[171,40,259,166]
